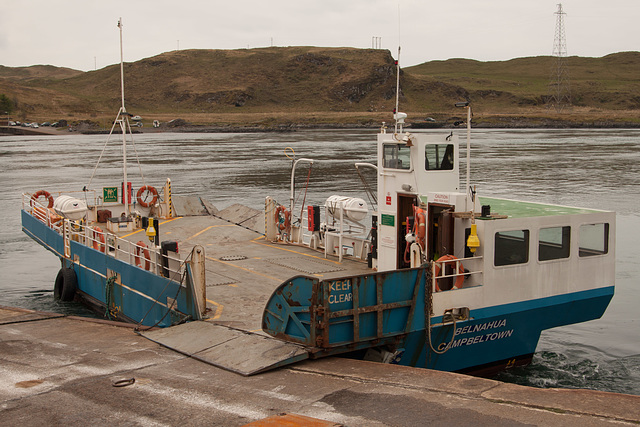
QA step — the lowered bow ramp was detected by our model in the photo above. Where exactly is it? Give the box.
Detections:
[139,321,309,376]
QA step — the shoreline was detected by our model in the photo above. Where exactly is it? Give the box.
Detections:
[3,116,640,136]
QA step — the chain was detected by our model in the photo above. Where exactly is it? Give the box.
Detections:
[105,275,118,320]
[424,260,457,357]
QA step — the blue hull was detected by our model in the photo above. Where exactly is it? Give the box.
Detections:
[262,267,614,374]
[22,209,198,327]
[400,286,614,374]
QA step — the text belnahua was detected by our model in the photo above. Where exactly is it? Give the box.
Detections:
[454,318,507,336]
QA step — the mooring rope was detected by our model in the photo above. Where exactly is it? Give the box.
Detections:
[133,247,196,332]
[425,261,457,356]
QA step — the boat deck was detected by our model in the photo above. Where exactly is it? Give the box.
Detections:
[112,201,371,333]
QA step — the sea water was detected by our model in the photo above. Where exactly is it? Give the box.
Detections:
[1,128,638,394]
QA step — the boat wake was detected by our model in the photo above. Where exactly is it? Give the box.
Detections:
[495,350,640,396]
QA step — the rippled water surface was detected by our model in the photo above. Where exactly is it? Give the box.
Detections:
[1,128,638,395]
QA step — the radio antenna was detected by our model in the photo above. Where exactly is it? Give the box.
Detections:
[394,46,401,134]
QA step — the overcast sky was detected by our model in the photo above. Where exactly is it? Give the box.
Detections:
[1,0,637,72]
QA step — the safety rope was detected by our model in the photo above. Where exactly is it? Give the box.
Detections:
[84,109,146,196]
[298,163,312,222]
[124,115,147,188]
[212,210,265,236]
[356,166,378,209]
[424,261,457,356]
[133,247,195,332]
[86,112,120,190]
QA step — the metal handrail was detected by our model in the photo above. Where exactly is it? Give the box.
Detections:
[432,255,483,290]
[22,192,184,279]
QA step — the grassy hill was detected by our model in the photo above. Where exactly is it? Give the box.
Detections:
[0,64,82,81]
[405,52,640,111]
[1,47,639,128]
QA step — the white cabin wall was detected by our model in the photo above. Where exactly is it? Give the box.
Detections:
[376,131,467,272]
[476,212,615,309]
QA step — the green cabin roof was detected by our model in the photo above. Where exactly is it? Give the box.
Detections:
[478,197,601,219]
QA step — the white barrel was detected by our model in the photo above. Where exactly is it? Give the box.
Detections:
[53,195,87,221]
[325,195,368,222]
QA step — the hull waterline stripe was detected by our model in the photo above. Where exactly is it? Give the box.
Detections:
[23,224,172,311]
[22,226,64,259]
[77,259,173,310]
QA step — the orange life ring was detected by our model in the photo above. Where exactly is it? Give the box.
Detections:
[274,205,291,232]
[414,207,426,250]
[31,190,54,208]
[136,185,158,208]
[92,227,106,253]
[33,206,63,225]
[434,254,464,291]
[134,241,151,271]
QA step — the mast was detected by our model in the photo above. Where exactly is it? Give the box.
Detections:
[117,18,129,216]
[394,46,401,134]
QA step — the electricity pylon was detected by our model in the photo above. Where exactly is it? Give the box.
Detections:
[548,3,571,112]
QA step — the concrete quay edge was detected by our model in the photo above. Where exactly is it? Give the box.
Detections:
[1,306,638,426]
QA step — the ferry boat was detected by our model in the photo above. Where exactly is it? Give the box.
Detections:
[20,19,207,328]
[257,56,615,375]
[20,35,615,375]
[259,112,616,374]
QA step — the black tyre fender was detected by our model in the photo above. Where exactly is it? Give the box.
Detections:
[54,267,77,301]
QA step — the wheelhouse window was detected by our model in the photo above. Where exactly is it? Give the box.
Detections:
[383,143,411,170]
[495,229,529,266]
[539,226,571,261]
[425,144,454,171]
[579,223,609,257]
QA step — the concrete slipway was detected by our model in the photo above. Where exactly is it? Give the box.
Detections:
[1,306,639,426]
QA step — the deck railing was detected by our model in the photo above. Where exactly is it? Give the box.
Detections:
[432,255,483,291]
[290,205,371,262]
[22,192,183,280]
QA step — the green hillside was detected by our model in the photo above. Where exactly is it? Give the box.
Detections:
[1,47,639,127]
[405,52,640,111]
[0,64,82,81]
